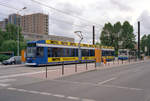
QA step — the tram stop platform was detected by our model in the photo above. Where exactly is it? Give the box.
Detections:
[26,59,145,80]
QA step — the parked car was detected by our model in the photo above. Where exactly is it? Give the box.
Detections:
[2,56,21,65]
[2,57,16,65]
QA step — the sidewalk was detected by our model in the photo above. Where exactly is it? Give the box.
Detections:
[0,64,24,68]
[27,59,148,80]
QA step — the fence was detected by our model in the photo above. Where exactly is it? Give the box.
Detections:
[44,56,141,79]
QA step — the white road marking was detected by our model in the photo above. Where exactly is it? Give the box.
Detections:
[0,71,46,79]
[7,87,17,90]
[7,87,95,101]
[53,94,65,98]
[53,80,143,91]
[0,79,16,83]
[0,83,10,87]
[98,77,116,85]
[103,85,144,91]
[17,89,28,92]
[39,92,52,95]
[67,96,80,100]
[82,98,96,101]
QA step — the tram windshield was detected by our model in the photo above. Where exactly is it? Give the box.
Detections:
[26,47,36,58]
[119,50,127,56]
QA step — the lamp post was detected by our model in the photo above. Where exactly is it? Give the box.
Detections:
[17,7,27,56]
[74,31,83,61]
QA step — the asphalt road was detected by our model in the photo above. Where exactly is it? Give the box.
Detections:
[0,60,150,101]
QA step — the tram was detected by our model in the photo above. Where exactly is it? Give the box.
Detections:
[101,46,115,61]
[25,40,115,66]
[118,49,129,60]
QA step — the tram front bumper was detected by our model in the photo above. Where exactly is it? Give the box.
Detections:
[25,63,37,66]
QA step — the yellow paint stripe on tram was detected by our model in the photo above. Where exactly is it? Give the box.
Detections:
[48,57,96,62]
[48,57,79,62]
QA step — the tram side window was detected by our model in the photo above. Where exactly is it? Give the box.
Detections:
[74,49,78,57]
[64,48,70,57]
[90,50,95,56]
[102,50,105,56]
[111,51,115,56]
[58,48,64,57]
[106,51,109,56]
[82,49,89,56]
[37,47,44,57]
[52,48,63,57]
[108,51,111,56]
[48,48,51,57]
[70,48,75,57]
[70,48,78,57]
[76,49,78,57]
[52,48,58,57]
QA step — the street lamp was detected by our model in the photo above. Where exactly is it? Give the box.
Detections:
[74,31,83,61]
[17,7,27,56]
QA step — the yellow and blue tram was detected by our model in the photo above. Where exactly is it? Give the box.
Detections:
[25,40,115,66]
[118,49,129,60]
[101,46,115,61]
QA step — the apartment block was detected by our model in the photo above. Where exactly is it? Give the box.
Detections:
[21,13,49,35]
[0,21,4,29]
[0,13,48,35]
[0,13,74,42]
[8,14,21,26]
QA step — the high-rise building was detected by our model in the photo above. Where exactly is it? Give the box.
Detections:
[0,18,8,30]
[8,14,21,26]
[21,13,49,35]
[0,21,4,29]
[0,13,74,42]
[0,13,49,35]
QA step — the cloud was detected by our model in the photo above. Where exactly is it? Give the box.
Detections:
[137,10,150,36]
[0,0,150,43]
[0,0,43,15]
[47,2,90,42]
[109,0,133,11]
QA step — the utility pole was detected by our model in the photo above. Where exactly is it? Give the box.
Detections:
[93,25,95,45]
[17,7,27,56]
[74,31,83,61]
[138,21,140,59]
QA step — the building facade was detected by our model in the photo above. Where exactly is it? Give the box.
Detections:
[0,21,5,29]
[21,13,48,35]
[0,19,8,30]
[0,13,48,35]
[23,32,74,42]
[8,14,21,26]
[0,13,74,42]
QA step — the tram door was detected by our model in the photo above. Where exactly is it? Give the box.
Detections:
[36,47,45,64]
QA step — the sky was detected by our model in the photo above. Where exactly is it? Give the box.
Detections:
[0,0,150,43]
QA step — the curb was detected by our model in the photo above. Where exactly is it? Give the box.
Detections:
[0,64,24,68]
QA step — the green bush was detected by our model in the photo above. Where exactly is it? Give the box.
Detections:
[0,40,17,55]
[0,54,10,62]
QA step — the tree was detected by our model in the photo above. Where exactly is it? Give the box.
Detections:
[147,35,150,56]
[0,24,25,56]
[96,42,101,46]
[4,24,24,41]
[113,22,122,54]
[20,41,27,51]
[141,35,147,53]
[0,29,4,47]
[100,21,136,55]
[140,34,150,56]
[0,40,17,55]
[121,21,136,50]
[100,22,114,46]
